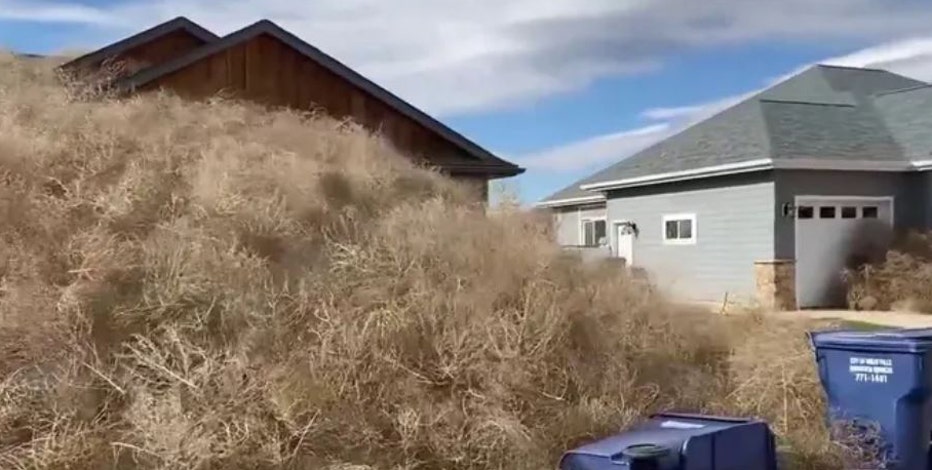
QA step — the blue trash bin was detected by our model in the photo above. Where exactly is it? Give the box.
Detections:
[559,412,777,470]
[810,328,932,469]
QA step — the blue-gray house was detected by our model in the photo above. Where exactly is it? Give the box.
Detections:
[538,64,932,310]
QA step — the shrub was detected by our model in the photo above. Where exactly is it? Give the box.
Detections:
[845,231,932,313]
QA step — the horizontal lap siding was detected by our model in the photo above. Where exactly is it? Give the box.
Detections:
[606,173,775,301]
[553,208,580,247]
[551,204,606,247]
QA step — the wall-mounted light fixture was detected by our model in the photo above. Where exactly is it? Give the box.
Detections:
[782,202,796,218]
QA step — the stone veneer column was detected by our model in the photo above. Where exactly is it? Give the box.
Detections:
[754,260,797,311]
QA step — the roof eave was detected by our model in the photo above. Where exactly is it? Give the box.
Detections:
[441,163,526,177]
[912,159,932,171]
[579,157,932,193]
[534,195,606,208]
[581,159,775,192]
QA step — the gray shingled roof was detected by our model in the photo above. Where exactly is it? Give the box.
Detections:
[539,64,929,205]
[538,173,607,205]
[873,84,932,161]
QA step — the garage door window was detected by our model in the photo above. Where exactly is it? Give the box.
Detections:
[798,203,883,220]
[662,213,696,245]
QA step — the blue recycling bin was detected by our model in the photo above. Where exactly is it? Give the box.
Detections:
[810,328,932,469]
[559,412,777,470]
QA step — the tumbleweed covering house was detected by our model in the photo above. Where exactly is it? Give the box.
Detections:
[59,17,524,202]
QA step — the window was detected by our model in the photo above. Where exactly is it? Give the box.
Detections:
[662,213,696,245]
[797,206,814,219]
[862,206,879,219]
[841,206,857,219]
[819,206,836,219]
[582,219,606,247]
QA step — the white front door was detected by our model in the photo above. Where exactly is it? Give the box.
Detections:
[615,223,635,265]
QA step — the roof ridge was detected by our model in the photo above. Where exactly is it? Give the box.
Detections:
[541,66,836,201]
[758,98,857,108]
[816,63,889,73]
[873,83,932,97]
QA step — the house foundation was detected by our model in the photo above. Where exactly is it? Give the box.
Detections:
[754,260,796,311]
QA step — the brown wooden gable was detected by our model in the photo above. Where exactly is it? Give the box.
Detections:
[113,20,524,179]
[59,17,218,81]
[137,33,472,167]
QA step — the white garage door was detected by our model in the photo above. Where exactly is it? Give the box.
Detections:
[795,197,894,309]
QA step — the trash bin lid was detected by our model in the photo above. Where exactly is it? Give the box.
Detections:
[811,328,932,353]
[621,443,672,460]
[565,432,680,460]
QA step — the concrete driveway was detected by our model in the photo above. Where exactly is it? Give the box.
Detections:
[689,300,932,329]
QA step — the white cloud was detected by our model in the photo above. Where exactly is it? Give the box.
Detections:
[823,37,932,82]
[524,34,932,173]
[0,1,113,23]
[641,94,750,126]
[518,124,671,171]
[5,0,932,116]
[641,105,703,121]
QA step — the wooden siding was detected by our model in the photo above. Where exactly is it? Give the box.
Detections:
[138,33,480,170]
[71,30,207,78]
[452,176,489,202]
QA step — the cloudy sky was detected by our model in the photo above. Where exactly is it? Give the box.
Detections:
[4,0,932,204]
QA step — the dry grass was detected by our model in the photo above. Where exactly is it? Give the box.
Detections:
[0,52,869,469]
[846,231,932,313]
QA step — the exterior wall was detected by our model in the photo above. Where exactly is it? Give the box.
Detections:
[605,172,775,302]
[451,175,489,205]
[67,30,208,79]
[139,33,481,171]
[922,171,932,230]
[551,203,610,261]
[552,207,578,247]
[773,170,927,259]
[754,260,797,311]
[552,204,607,246]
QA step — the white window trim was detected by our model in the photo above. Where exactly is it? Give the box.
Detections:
[579,216,608,247]
[662,213,697,245]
